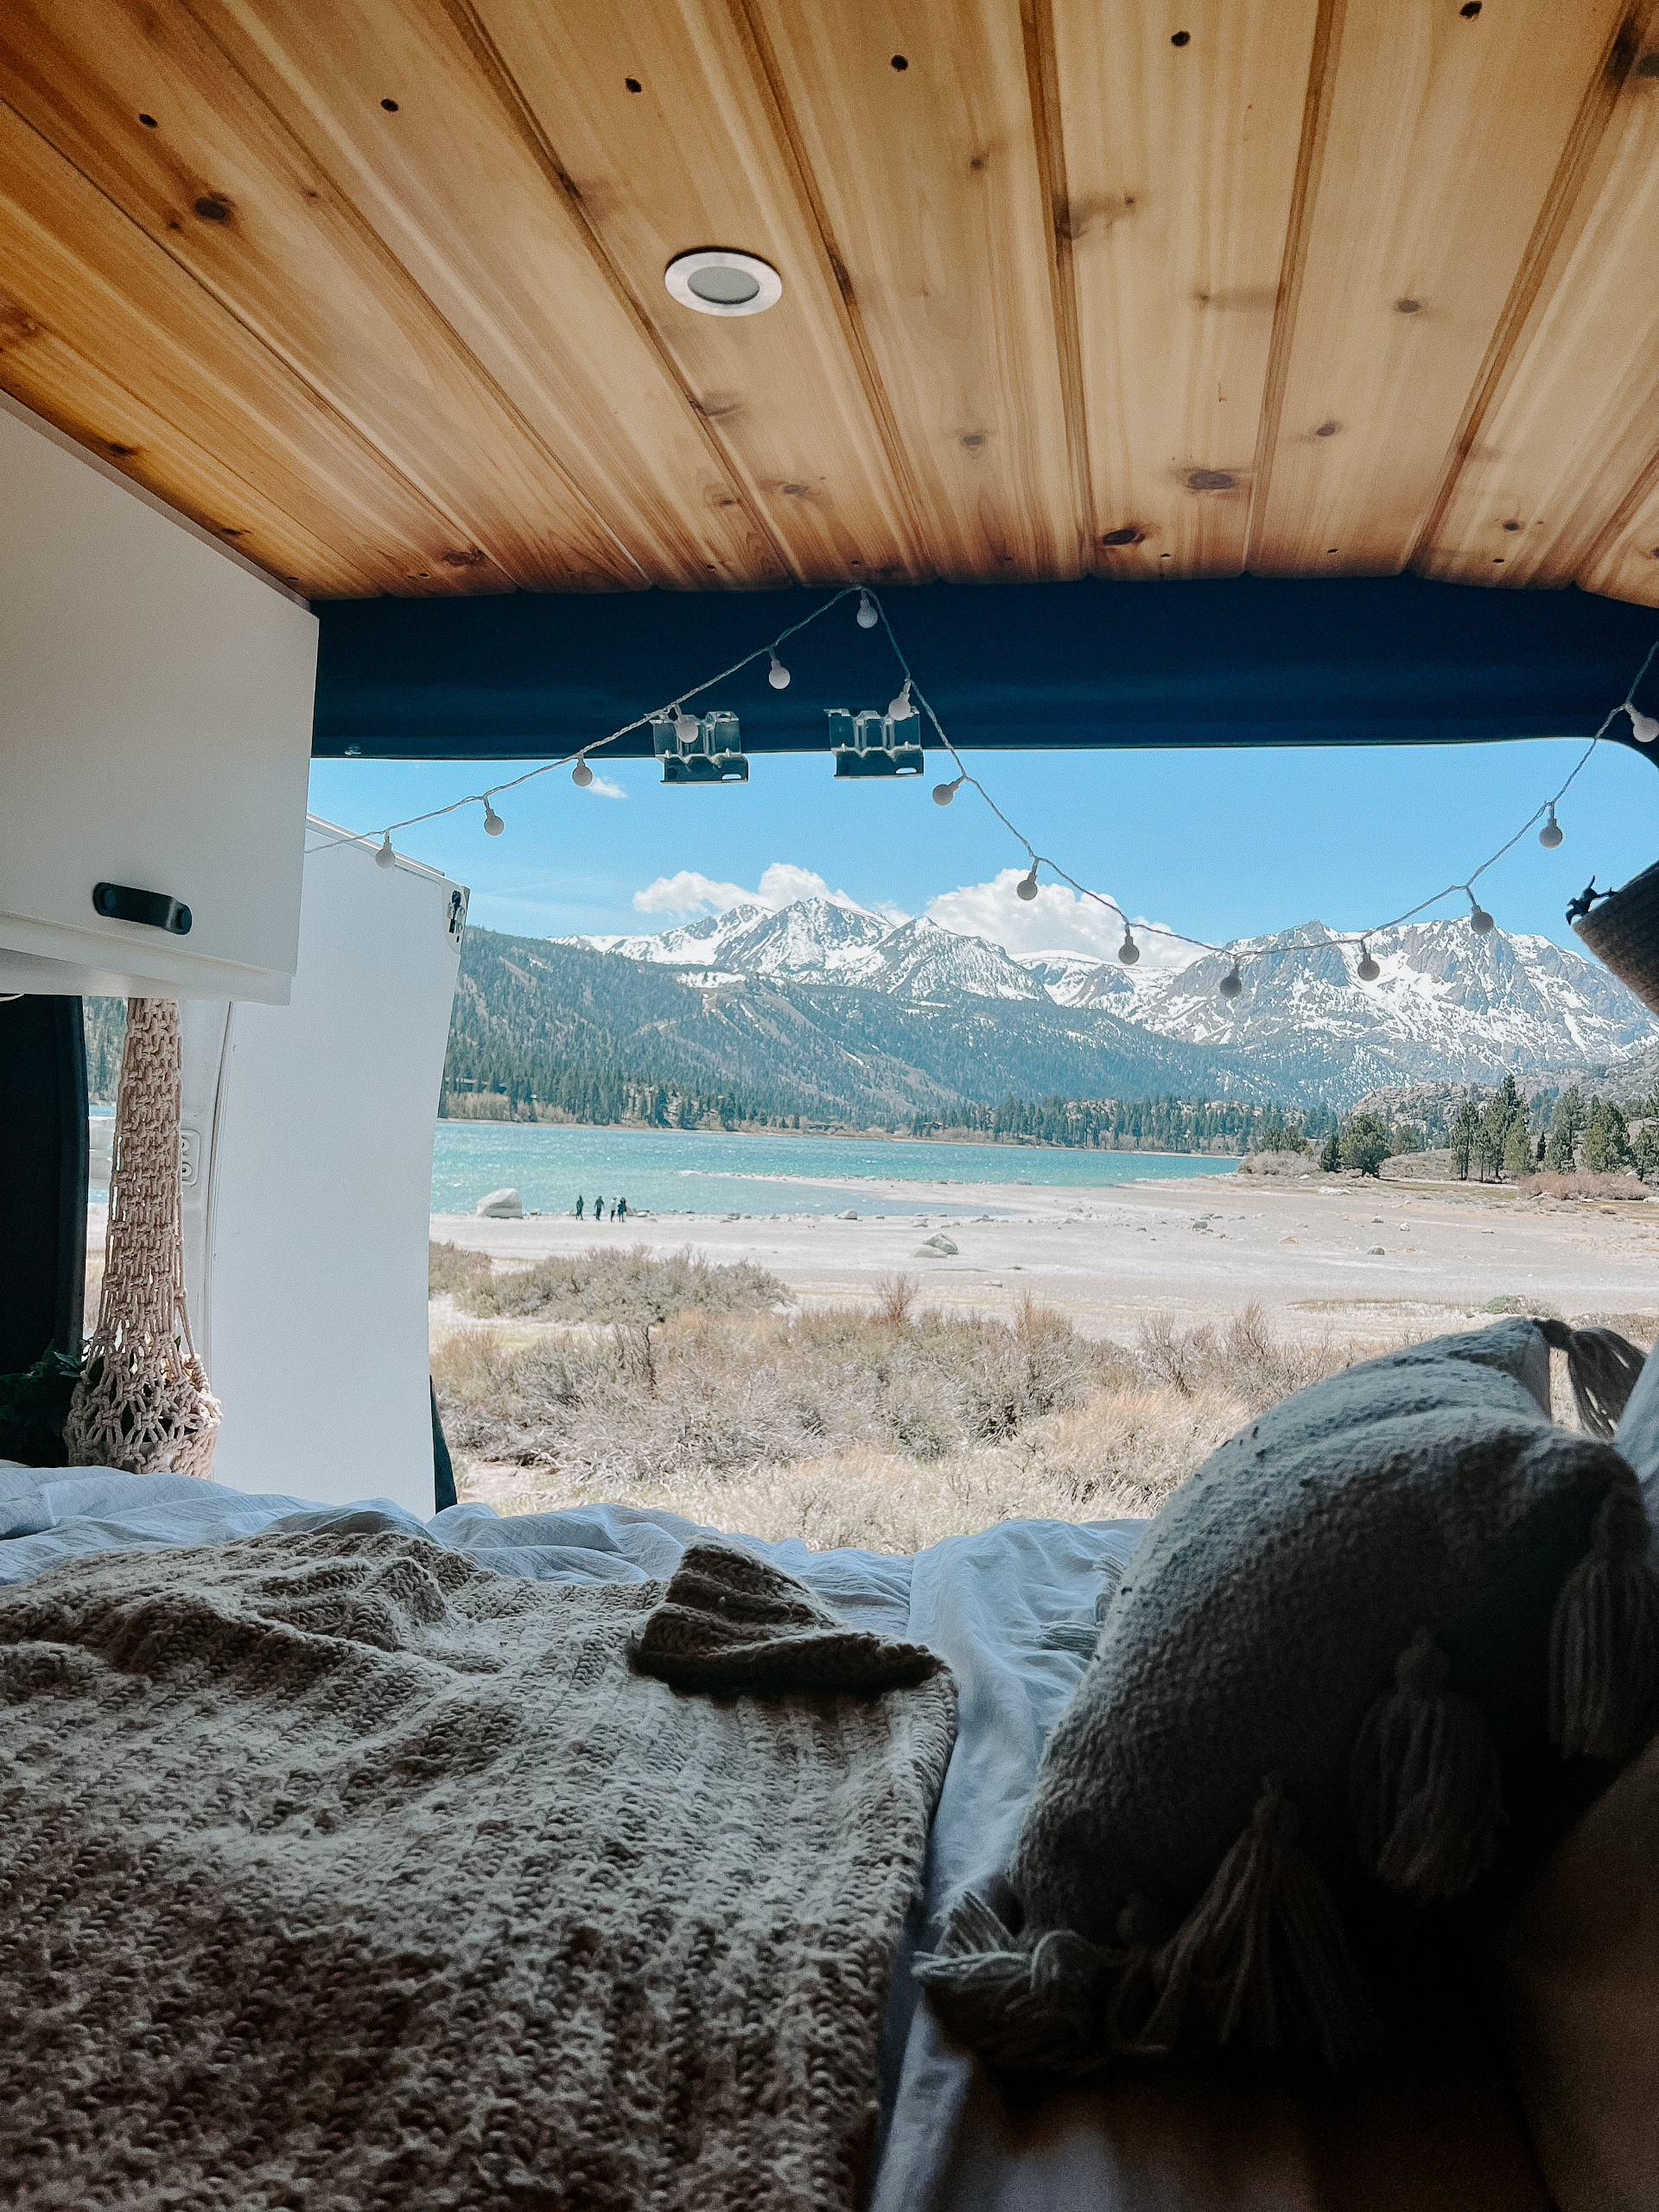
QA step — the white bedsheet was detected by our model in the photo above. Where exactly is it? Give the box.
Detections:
[0,1461,1139,2208]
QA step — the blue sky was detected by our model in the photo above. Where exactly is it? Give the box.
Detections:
[308,731,1659,969]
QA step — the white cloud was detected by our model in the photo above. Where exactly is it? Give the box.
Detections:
[633,861,889,918]
[584,775,626,800]
[925,870,1191,976]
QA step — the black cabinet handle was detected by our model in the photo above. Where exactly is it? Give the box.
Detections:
[92,882,192,935]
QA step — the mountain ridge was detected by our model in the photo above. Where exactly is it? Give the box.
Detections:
[550,898,1656,1102]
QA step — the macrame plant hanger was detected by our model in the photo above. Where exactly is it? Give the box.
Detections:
[64,997,220,1478]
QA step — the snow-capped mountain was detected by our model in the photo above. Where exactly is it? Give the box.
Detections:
[553,900,1657,1103]
[571,896,893,976]
[1122,920,1656,1087]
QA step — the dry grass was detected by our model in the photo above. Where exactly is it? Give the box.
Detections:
[442,1241,785,1325]
[1516,1171,1649,1202]
[429,1241,493,1297]
[434,1286,1398,1549]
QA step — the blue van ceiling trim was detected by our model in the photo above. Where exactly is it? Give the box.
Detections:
[312,575,1659,766]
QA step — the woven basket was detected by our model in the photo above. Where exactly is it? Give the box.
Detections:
[1573,861,1659,1017]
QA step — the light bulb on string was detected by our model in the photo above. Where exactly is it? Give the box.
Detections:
[1218,963,1243,1001]
[1016,863,1039,902]
[482,800,505,837]
[887,677,913,721]
[1466,890,1493,935]
[1539,804,1562,849]
[571,754,594,787]
[931,774,964,807]
[1356,941,1380,982]
[374,832,396,870]
[1118,926,1141,966]
[1627,702,1658,744]
[674,703,699,746]
[855,589,878,630]
[767,652,791,690]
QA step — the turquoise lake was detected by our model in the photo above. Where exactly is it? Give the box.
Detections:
[429,1123,1237,1220]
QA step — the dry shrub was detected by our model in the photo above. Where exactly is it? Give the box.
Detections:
[1135,1304,1338,1413]
[429,1241,493,1297]
[1516,1172,1649,1202]
[435,1290,1403,1550]
[456,1242,785,1324]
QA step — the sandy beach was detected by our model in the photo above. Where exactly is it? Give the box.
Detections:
[432,1163,1659,1339]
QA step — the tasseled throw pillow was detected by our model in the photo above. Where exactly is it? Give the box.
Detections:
[917,1318,1659,2078]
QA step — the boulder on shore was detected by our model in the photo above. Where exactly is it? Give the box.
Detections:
[914,1233,958,1257]
[475,1187,524,1219]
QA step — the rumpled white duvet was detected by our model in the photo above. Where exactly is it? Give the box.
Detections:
[0,1460,1139,2212]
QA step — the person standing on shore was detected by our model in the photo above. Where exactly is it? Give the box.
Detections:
[594,1194,605,1223]
[575,1195,583,1220]
[618,1197,628,1221]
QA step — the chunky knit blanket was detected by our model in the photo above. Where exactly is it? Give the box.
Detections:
[0,1521,956,2209]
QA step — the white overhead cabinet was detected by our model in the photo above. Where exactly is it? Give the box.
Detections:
[0,392,315,1002]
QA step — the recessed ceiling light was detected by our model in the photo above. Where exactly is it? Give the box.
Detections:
[664,249,782,317]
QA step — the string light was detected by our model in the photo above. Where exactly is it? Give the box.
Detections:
[1356,941,1380,982]
[572,754,594,787]
[767,652,791,690]
[320,583,1655,1003]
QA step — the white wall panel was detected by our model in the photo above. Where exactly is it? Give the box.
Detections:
[182,823,465,1511]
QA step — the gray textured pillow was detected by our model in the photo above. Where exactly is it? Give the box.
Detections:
[918,1319,1659,2077]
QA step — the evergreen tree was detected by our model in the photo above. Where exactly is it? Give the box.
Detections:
[1545,1084,1585,1172]
[1450,1100,1479,1181]
[1338,1113,1391,1178]
[1502,1122,1534,1180]
[1581,1097,1633,1175]
[1319,1129,1341,1173]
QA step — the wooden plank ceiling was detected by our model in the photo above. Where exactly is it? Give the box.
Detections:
[3,0,1659,606]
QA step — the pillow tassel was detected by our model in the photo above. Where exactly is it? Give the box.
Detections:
[1102,1894,1166,2053]
[1548,1483,1659,1761]
[912,1890,1114,2077]
[1141,1778,1373,2073]
[1350,1628,1503,1898]
[1536,1317,1646,1438]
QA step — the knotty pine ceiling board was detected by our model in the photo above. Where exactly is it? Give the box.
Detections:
[1421,9,1659,612]
[0,99,457,595]
[0,303,378,598]
[1050,0,1317,582]
[1250,0,1625,584]
[467,0,929,588]
[188,0,786,591]
[0,0,640,593]
[747,0,1084,582]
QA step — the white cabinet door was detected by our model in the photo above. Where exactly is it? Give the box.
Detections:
[0,394,315,1003]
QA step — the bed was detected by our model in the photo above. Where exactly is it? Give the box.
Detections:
[0,1463,1600,2208]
